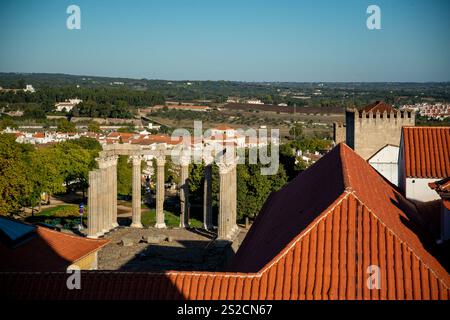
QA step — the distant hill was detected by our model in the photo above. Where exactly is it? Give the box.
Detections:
[1,72,449,105]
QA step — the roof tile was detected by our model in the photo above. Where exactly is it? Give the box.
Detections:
[402,127,450,178]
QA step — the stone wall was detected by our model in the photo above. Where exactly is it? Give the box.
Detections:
[346,109,415,160]
[333,122,346,144]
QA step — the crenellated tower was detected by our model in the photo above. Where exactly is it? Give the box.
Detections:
[344,101,415,160]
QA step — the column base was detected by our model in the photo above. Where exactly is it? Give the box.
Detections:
[203,223,213,230]
[130,222,143,228]
[155,222,167,229]
[112,222,119,228]
[179,222,190,229]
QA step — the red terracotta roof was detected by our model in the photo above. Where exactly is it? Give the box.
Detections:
[361,101,396,114]
[402,127,450,178]
[32,132,45,138]
[0,226,108,272]
[213,125,235,131]
[1,144,449,300]
[429,177,450,193]
[231,143,450,299]
[107,132,136,139]
[429,177,450,211]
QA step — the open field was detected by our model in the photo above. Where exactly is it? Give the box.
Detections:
[146,108,343,139]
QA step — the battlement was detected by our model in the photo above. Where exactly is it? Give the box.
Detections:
[344,103,416,160]
[333,122,346,144]
[347,107,414,118]
[333,122,346,128]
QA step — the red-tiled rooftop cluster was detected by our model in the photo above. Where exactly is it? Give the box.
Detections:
[1,143,449,300]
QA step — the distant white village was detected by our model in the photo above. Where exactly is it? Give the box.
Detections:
[401,102,450,120]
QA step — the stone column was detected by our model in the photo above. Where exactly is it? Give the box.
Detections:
[155,155,167,228]
[230,164,238,235]
[87,170,98,238]
[106,156,113,230]
[111,155,119,228]
[203,159,213,230]
[179,156,190,228]
[218,162,231,239]
[131,155,143,228]
[96,157,108,235]
[217,160,238,240]
[100,165,109,233]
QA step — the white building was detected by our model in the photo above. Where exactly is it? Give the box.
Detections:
[206,125,246,149]
[246,99,264,105]
[24,85,35,93]
[55,98,83,112]
[368,144,400,186]
[226,96,240,103]
[398,126,450,203]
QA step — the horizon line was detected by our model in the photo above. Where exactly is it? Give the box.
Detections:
[1,71,449,85]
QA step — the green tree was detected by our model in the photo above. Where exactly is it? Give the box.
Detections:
[25,147,66,212]
[289,123,304,140]
[236,162,287,220]
[117,155,132,197]
[0,134,30,215]
[57,119,77,132]
[87,121,102,133]
[188,162,205,203]
[0,117,18,130]
[17,79,26,90]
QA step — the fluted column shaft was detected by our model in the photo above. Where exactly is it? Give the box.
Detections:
[218,165,230,239]
[107,160,113,230]
[111,156,118,228]
[203,163,213,230]
[179,159,190,228]
[231,164,238,233]
[218,160,238,240]
[101,166,108,233]
[155,156,166,228]
[87,170,98,238]
[131,155,143,228]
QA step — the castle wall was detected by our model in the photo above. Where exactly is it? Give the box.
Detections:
[345,111,355,149]
[333,122,346,144]
[347,109,415,160]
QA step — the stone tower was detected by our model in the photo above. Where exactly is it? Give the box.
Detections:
[333,122,346,144]
[345,101,415,160]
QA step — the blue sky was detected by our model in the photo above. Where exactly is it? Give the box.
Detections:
[0,0,449,81]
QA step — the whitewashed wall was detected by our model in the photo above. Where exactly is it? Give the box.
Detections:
[368,145,399,186]
[405,178,441,202]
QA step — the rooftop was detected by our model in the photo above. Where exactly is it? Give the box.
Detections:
[1,144,449,299]
[401,126,450,178]
[361,101,397,114]
[0,217,108,272]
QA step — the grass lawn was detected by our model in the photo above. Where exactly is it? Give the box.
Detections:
[25,204,86,229]
[141,209,203,228]
[25,204,204,230]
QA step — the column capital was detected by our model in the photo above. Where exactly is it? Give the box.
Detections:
[130,154,142,166]
[179,155,191,167]
[156,155,166,166]
[110,154,119,165]
[203,154,214,166]
[217,157,239,174]
[96,156,109,169]
[155,145,167,166]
